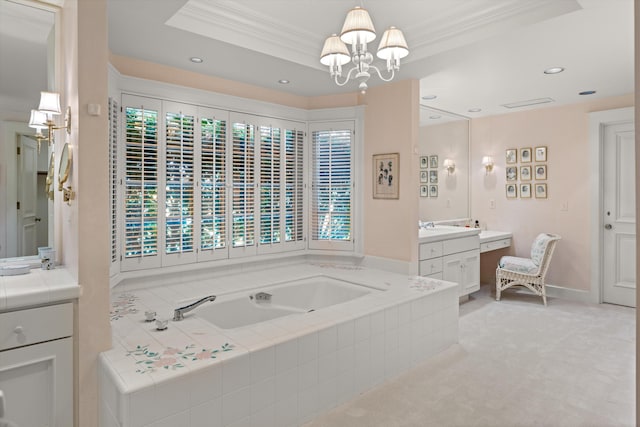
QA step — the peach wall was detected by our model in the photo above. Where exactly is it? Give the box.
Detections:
[635,2,639,424]
[110,54,360,110]
[363,80,420,264]
[470,94,634,289]
[62,0,112,426]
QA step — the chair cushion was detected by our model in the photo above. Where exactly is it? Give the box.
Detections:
[498,256,539,274]
[530,233,555,266]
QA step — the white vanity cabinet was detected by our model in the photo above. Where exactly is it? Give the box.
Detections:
[0,302,73,427]
[419,231,481,298]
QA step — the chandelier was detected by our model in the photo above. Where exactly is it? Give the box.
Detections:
[320,6,409,94]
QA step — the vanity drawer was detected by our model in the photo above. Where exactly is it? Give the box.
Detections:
[480,238,512,253]
[0,303,72,351]
[443,236,479,255]
[419,242,443,260]
[419,258,443,276]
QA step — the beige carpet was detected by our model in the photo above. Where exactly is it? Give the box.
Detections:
[305,285,635,427]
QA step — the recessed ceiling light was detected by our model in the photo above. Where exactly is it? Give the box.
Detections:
[543,67,564,74]
[422,95,437,100]
[429,115,441,120]
[190,57,203,63]
[278,79,290,84]
[468,108,482,113]
[579,90,596,95]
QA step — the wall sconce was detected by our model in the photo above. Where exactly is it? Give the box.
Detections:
[443,158,455,175]
[28,91,71,153]
[482,156,494,174]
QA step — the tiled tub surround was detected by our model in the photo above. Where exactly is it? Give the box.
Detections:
[100,264,459,427]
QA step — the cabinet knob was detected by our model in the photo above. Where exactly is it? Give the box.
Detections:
[13,326,24,335]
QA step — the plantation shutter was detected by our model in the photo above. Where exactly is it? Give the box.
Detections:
[121,95,161,270]
[230,116,256,256]
[310,123,354,250]
[284,127,305,246]
[108,97,119,274]
[163,102,197,265]
[199,107,229,261]
[259,124,281,249]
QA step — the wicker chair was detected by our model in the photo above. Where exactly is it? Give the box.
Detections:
[496,233,561,306]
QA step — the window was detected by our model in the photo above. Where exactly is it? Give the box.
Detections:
[199,109,227,261]
[116,95,347,273]
[108,97,119,272]
[231,120,256,254]
[164,103,197,265]
[309,122,354,251]
[122,95,161,270]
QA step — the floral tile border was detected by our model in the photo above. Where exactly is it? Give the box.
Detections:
[408,276,438,292]
[110,292,139,321]
[126,343,233,374]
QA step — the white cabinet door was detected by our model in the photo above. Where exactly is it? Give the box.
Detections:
[443,249,480,296]
[0,337,73,427]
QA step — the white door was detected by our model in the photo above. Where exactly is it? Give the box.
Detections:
[602,120,636,307]
[17,135,39,256]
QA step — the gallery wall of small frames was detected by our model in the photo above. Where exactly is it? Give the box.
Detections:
[419,155,439,198]
[505,146,548,199]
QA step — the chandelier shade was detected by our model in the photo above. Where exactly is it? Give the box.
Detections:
[321,5,409,93]
[38,91,62,115]
[320,34,351,66]
[340,6,376,45]
[377,26,409,60]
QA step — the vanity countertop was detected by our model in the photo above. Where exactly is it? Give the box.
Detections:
[478,230,513,243]
[0,267,80,312]
[418,225,481,243]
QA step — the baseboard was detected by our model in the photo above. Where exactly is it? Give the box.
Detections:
[544,284,595,304]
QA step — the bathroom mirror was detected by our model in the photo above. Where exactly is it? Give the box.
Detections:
[58,143,71,190]
[0,0,57,259]
[45,151,54,200]
[418,106,470,221]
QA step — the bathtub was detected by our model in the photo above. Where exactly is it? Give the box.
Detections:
[100,264,460,427]
[196,275,374,329]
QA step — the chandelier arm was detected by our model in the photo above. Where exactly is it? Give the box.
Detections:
[369,65,396,82]
[333,66,359,87]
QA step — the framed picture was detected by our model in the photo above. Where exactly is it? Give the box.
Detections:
[373,152,399,199]
[506,166,517,181]
[429,155,438,169]
[506,184,517,199]
[429,185,438,198]
[420,170,428,183]
[506,149,517,164]
[520,183,531,198]
[520,147,532,163]
[420,156,428,169]
[420,185,428,197]
[535,183,547,199]
[429,170,438,184]
[520,165,532,181]
[535,164,547,180]
[535,146,547,162]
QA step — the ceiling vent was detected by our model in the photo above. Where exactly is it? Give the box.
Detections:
[501,98,554,109]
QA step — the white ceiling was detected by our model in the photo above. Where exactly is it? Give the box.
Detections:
[2,0,633,124]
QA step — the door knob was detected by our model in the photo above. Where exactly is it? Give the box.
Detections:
[604,224,613,230]
[35,217,42,222]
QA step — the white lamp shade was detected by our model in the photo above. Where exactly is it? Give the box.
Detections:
[320,34,351,66]
[377,26,409,60]
[482,156,493,166]
[443,159,455,168]
[340,6,376,45]
[38,91,61,115]
[28,109,47,130]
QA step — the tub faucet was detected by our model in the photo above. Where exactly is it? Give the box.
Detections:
[173,295,216,321]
